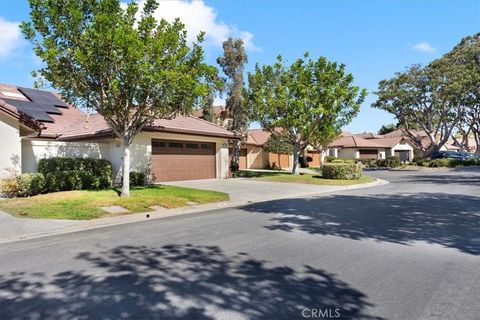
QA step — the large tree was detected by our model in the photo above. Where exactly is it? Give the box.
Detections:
[437,33,480,154]
[372,63,464,157]
[246,53,366,174]
[22,0,218,196]
[217,38,248,171]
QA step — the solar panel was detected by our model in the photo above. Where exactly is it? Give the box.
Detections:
[18,87,69,108]
[38,103,63,115]
[1,98,55,122]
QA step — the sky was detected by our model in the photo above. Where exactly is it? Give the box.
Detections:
[0,0,479,133]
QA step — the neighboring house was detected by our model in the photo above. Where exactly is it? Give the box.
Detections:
[451,136,478,153]
[0,84,237,182]
[382,129,460,157]
[328,132,416,162]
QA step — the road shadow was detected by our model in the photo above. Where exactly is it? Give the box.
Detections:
[241,193,480,255]
[0,244,383,320]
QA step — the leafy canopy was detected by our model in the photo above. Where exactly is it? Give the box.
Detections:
[21,0,219,144]
[263,131,293,155]
[246,53,366,149]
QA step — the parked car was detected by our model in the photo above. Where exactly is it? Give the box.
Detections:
[431,151,473,161]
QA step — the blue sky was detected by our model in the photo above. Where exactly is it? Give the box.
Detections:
[0,0,479,133]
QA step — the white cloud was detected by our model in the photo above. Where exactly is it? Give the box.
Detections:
[130,0,259,51]
[0,17,22,58]
[411,42,436,53]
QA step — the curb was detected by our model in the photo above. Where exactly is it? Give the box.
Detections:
[0,178,388,245]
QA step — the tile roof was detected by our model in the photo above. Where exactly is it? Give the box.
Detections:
[193,105,227,118]
[329,135,409,149]
[0,84,236,140]
[246,129,272,146]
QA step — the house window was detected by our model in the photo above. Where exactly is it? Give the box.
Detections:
[169,142,183,148]
[201,143,213,149]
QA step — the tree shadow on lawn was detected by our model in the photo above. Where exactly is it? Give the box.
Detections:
[0,245,384,320]
[240,193,480,255]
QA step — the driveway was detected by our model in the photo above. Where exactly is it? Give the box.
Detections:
[0,170,479,319]
[164,177,378,204]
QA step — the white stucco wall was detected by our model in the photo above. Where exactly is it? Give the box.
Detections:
[21,139,111,173]
[22,132,230,182]
[391,142,414,161]
[0,113,22,178]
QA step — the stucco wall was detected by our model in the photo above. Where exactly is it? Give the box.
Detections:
[22,132,230,182]
[21,139,111,173]
[0,113,22,178]
[247,145,265,169]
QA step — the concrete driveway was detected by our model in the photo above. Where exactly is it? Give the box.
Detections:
[164,177,382,204]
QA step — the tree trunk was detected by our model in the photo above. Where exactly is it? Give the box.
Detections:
[121,143,131,197]
[232,139,241,171]
[278,153,281,169]
[291,142,301,175]
[319,148,325,166]
[474,131,480,155]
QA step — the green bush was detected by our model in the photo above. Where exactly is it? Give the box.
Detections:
[129,171,146,186]
[321,163,362,180]
[0,173,45,197]
[331,159,344,163]
[376,156,401,168]
[325,156,336,163]
[39,157,112,192]
[428,159,452,167]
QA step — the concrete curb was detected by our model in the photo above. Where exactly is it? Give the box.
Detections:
[0,178,388,245]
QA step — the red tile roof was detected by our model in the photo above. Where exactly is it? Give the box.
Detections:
[0,84,237,140]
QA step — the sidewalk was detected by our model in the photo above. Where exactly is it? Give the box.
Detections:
[0,178,388,244]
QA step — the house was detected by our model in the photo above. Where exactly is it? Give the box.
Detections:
[193,106,232,129]
[328,132,416,162]
[0,84,237,182]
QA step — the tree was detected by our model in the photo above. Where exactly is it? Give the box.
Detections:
[372,64,464,157]
[263,131,293,169]
[378,123,398,135]
[202,92,215,123]
[217,38,248,171]
[437,33,480,154]
[21,0,218,196]
[246,53,366,174]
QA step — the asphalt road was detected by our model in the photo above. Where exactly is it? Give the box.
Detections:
[0,170,479,320]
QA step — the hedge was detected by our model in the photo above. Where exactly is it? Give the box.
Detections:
[321,163,362,180]
[129,171,146,187]
[376,156,401,168]
[0,173,45,197]
[39,157,112,192]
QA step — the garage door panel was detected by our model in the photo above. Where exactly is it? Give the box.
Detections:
[152,139,216,182]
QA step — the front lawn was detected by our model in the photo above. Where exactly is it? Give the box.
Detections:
[0,185,229,220]
[235,170,375,185]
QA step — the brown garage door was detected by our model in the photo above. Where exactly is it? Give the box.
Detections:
[359,149,378,159]
[152,139,216,182]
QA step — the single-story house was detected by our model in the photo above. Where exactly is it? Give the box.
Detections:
[328,132,416,162]
[0,84,237,182]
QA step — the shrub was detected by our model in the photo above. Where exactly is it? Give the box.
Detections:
[325,156,336,163]
[129,171,146,186]
[0,173,45,197]
[321,163,362,180]
[331,159,344,163]
[376,156,401,168]
[428,159,451,167]
[299,156,309,168]
[16,173,45,197]
[39,157,112,192]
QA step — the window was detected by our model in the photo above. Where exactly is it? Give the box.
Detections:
[201,143,213,150]
[186,143,199,149]
[169,142,183,148]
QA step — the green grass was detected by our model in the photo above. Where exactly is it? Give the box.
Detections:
[0,185,229,220]
[235,170,375,186]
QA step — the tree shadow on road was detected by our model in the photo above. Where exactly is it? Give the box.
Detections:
[0,244,384,320]
[402,174,480,186]
[241,193,480,255]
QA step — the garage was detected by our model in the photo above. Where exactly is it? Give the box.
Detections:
[151,139,216,182]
